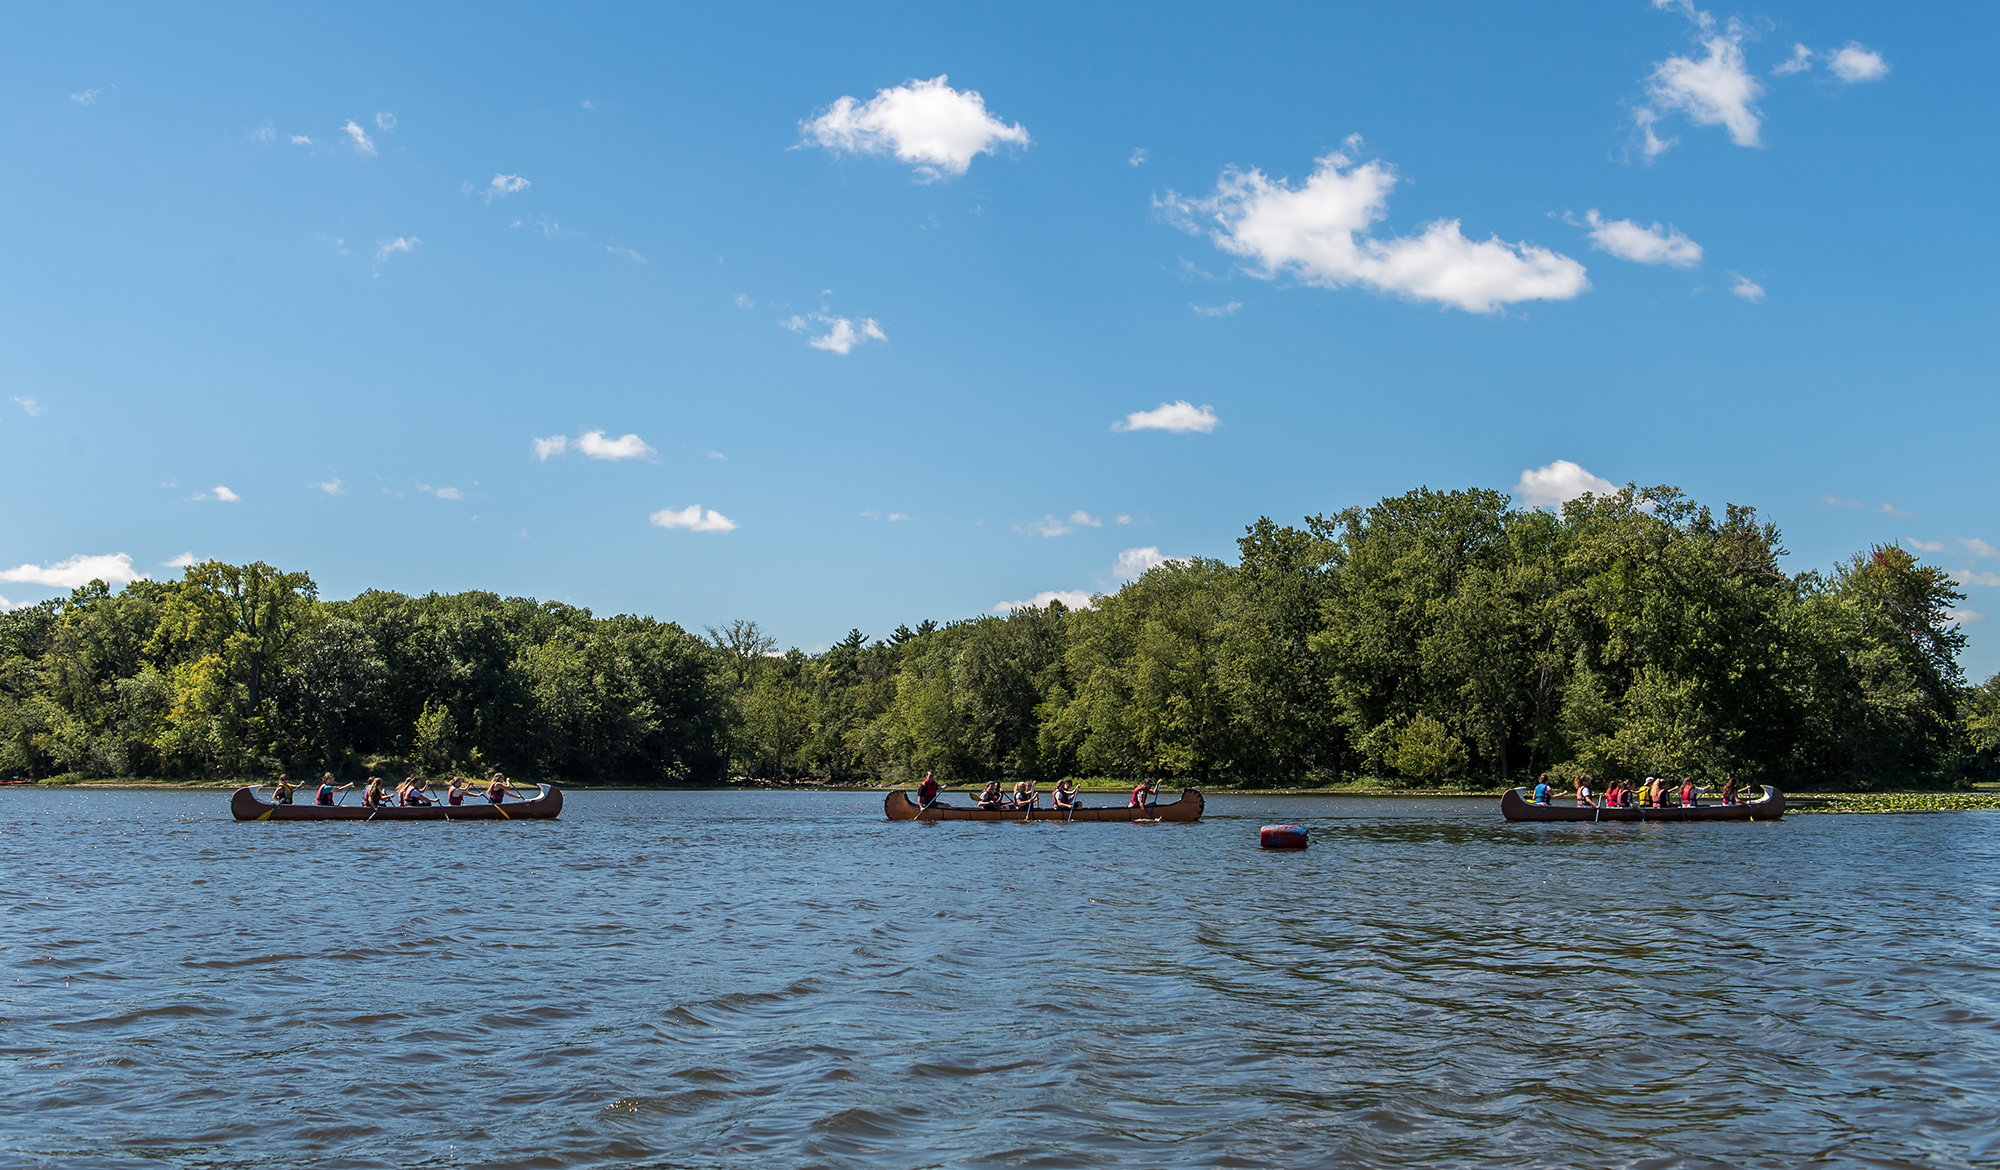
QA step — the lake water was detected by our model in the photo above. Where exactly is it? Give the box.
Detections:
[4,788,1997,1169]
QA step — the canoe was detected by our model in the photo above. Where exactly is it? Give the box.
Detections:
[884,788,1203,822]
[1501,784,1783,822]
[231,784,563,821]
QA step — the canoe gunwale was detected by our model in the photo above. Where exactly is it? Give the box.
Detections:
[1500,784,1784,822]
[884,788,1203,822]
[231,784,563,821]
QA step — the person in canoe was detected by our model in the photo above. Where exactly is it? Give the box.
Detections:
[1573,775,1595,808]
[1532,774,1553,805]
[400,776,434,807]
[1720,777,1739,805]
[1679,778,1701,808]
[1052,778,1082,812]
[975,780,1005,810]
[446,777,471,806]
[916,771,943,811]
[316,773,352,805]
[360,776,389,808]
[1012,778,1039,810]
[1129,778,1160,812]
[485,773,514,804]
[271,774,298,805]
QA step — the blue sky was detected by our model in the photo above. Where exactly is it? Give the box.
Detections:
[3,2,1996,674]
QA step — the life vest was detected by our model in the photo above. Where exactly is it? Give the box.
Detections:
[317,785,335,805]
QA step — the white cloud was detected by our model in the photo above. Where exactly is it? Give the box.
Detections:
[374,237,420,264]
[1948,609,1988,626]
[1643,29,1765,151]
[1951,570,2000,588]
[487,173,529,201]
[1070,510,1102,528]
[1963,538,1999,558]
[164,552,198,568]
[1162,150,1589,314]
[532,435,568,461]
[576,430,655,460]
[1025,515,1073,538]
[1115,514,1132,525]
[1114,401,1220,434]
[0,594,26,611]
[1728,272,1765,301]
[342,120,376,155]
[1115,547,1177,579]
[801,75,1029,181]
[888,512,910,522]
[707,450,727,462]
[1581,210,1702,267]
[783,313,886,355]
[12,396,46,416]
[290,134,313,146]
[993,589,1095,614]
[734,294,755,309]
[206,485,241,503]
[1904,538,1947,553]
[251,121,276,143]
[1191,301,1242,317]
[1515,460,1616,509]
[0,553,143,588]
[1129,147,1148,167]
[1828,44,1890,83]
[415,481,463,500]
[375,112,397,131]
[650,505,738,533]
[1774,44,1814,76]
[311,478,346,495]
[70,88,103,105]
[607,246,645,263]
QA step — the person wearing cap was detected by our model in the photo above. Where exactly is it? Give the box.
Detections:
[916,771,943,811]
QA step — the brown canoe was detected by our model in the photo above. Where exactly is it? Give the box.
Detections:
[1501,784,1783,822]
[231,784,563,821]
[885,788,1203,822]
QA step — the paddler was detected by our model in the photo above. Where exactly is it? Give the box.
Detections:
[1128,778,1160,812]
[315,773,352,805]
[974,780,1005,810]
[360,776,388,808]
[485,772,513,804]
[271,774,298,805]
[1012,777,1038,810]
[916,770,943,811]
[446,777,471,806]
[1052,778,1082,811]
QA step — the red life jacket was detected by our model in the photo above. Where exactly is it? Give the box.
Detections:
[918,778,939,803]
[1130,784,1149,806]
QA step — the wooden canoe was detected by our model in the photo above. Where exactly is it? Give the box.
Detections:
[1501,784,1783,822]
[885,788,1204,822]
[231,784,563,821]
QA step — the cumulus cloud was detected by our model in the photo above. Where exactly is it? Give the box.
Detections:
[342,120,376,155]
[1948,609,1988,626]
[783,313,886,355]
[1579,210,1703,267]
[1828,44,1890,83]
[1115,401,1220,434]
[1773,44,1814,76]
[374,237,420,264]
[532,435,568,460]
[1728,272,1765,301]
[198,485,242,503]
[12,396,46,416]
[487,173,529,201]
[1963,538,1999,558]
[0,552,143,589]
[1515,460,1616,509]
[650,505,738,533]
[290,134,313,146]
[1951,570,2000,588]
[375,112,397,131]
[993,589,1095,614]
[577,430,655,460]
[1641,25,1764,152]
[1904,537,1947,553]
[1021,515,1085,538]
[888,512,910,522]
[311,478,346,495]
[1191,301,1242,317]
[802,75,1029,181]
[1129,148,1148,167]
[1070,511,1103,528]
[1115,547,1178,579]
[1161,150,1588,314]
[164,552,198,568]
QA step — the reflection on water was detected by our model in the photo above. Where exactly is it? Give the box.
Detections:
[3,789,1997,1168]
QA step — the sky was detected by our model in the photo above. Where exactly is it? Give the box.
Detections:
[2,2,1996,673]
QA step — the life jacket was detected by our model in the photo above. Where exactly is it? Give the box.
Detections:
[1130,784,1149,806]
[447,789,464,806]
[317,785,335,805]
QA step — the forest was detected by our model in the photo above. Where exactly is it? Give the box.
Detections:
[4,484,1997,789]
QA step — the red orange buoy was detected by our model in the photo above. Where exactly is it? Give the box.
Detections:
[1260,824,1307,849]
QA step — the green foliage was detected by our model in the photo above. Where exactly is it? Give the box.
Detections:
[0,484,1982,788]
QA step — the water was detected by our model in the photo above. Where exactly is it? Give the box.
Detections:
[4,788,1997,1169]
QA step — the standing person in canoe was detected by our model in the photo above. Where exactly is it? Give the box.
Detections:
[1052,778,1082,813]
[316,773,352,805]
[1012,777,1039,811]
[916,771,943,811]
[974,780,1005,810]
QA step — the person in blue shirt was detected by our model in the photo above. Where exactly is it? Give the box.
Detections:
[1532,775,1553,805]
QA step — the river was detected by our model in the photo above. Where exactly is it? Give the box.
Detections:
[4,788,1996,1168]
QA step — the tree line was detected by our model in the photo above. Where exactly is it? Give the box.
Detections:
[4,484,1996,788]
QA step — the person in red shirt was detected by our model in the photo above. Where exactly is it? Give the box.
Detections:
[1129,779,1159,812]
[917,771,942,811]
